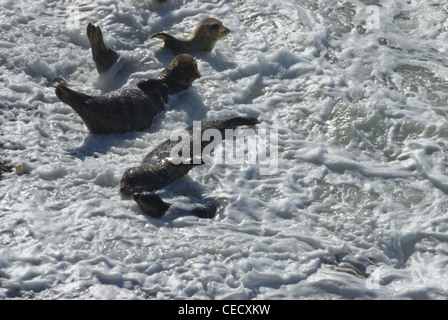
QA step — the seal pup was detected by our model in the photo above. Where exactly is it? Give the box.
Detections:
[87,23,120,74]
[120,117,260,218]
[55,54,201,134]
[151,18,230,53]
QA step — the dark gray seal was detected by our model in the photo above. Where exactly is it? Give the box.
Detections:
[55,54,201,134]
[151,18,230,53]
[120,117,260,218]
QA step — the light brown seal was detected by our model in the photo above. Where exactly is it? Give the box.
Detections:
[151,18,230,53]
[55,54,201,134]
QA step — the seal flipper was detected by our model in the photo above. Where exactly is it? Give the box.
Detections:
[87,23,120,74]
[191,201,218,219]
[55,85,92,108]
[132,190,217,219]
[151,32,179,49]
[133,192,171,218]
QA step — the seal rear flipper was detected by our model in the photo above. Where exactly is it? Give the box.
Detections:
[151,32,178,49]
[55,85,92,108]
[87,23,120,74]
[133,192,171,218]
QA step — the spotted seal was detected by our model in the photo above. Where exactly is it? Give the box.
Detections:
[151,18,230,53]
[120,117,260,218]
[55,54,201,134]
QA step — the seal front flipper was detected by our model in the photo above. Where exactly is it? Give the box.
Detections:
[133,192,171,218]
[87,23,120,74]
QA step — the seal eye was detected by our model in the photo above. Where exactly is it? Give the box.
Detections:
[211,23,220,31]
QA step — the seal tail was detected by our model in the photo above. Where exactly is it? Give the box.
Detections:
[55,85,91,108]
[151,32,178,49]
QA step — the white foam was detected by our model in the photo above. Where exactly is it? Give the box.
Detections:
[1,0,448,299]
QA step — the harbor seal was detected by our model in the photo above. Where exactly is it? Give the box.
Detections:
[151,18,230,53]
[87,23,120,74]
[55,54,201,134]
[120,117,260,218]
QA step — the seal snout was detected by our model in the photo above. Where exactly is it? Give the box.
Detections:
[202,18,230,40]
[193,66,202,80]
[219,25,230,38]
[223,27,230,36]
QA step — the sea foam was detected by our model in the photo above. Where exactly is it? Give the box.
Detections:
[1,0,448,299]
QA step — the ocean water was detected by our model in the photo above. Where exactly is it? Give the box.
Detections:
[1,0,448,299]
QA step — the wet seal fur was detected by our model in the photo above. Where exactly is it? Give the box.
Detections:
[152,18,230,53]
[55,54,201,134]
[120,117,260,218]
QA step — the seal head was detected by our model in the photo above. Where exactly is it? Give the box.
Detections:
[137,54,201,93]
